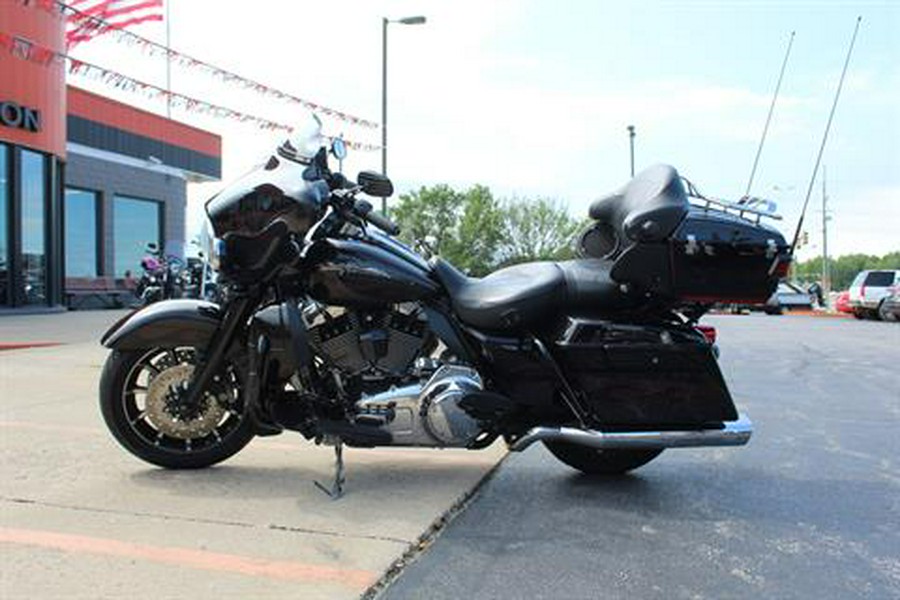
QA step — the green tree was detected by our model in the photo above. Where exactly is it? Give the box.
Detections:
[392,184,505,275]
[499,197,583,265]
[791,251,900,290]
[391,185,585,275]
[445,185,505,276]
[391,184,463,254]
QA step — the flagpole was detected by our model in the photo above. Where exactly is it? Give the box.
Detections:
[165,0,171,118]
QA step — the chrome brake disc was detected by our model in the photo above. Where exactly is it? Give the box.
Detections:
[144,364,227,439]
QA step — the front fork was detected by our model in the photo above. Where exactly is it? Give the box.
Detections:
[181,294,256,408]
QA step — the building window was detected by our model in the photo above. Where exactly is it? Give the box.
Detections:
[0,143,8,305]
[64,188,100,278]
[113,195,161,277]
[20,149,46,305]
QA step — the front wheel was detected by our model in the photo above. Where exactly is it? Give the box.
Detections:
[543,441,663,475]
[99,347,255,469]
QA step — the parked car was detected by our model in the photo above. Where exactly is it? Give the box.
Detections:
[762,281,814,315]
[878,288,900,322]
[834,290,853,314]
[720,281,813,315]
[848,269,900,320]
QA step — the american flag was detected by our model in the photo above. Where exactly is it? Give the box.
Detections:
[66,0,164,48]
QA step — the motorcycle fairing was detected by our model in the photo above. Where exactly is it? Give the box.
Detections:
[101,299,222,350]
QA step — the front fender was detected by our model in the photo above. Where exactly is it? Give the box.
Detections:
[101,299,222,350]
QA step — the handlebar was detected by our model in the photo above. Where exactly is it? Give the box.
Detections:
[353,199,401,236]
[324,172,401,236]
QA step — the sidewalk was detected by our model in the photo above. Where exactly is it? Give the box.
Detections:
[0,311,506,598]
[0,308,131,347]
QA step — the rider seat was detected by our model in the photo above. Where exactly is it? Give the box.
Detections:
[433,258,632,331]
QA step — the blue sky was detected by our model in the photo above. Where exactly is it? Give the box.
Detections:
[67,0,899,259]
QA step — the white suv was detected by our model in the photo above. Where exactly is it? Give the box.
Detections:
[848,269,900,320]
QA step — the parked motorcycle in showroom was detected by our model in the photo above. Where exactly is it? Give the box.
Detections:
[134,243,185,305]
[179,250,220,304]
[98,114,791,496]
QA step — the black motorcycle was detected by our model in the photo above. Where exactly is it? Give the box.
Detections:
[98,133,791,494]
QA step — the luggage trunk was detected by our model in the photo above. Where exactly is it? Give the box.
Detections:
[610,206,791,306]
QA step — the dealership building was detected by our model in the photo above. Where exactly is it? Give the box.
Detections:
[1,1,221,312]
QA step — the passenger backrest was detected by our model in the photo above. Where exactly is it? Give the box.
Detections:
[588,164,689,246]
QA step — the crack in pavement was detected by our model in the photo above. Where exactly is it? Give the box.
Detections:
[1,496,412,546]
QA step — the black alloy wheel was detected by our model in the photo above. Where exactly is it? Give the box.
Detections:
[99,347,255,469]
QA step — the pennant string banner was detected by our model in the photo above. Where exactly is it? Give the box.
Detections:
[0,28,380,151]
[65,57,382,150]
[54,0,381,129]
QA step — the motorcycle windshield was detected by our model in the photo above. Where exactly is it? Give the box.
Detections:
[205,155,328,238]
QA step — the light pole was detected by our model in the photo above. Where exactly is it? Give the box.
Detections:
[627,125,635,177]
[382,15,427,214]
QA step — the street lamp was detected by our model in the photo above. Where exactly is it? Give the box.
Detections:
[382,15,427,213]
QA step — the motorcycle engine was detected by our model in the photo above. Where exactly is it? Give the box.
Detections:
[354,365,486,448]
[307,305,433,382]
[306,305,486,447]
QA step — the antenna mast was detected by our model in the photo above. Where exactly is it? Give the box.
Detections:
[745,31,795,198]
[821,166,831,296]
[790,17,862,253]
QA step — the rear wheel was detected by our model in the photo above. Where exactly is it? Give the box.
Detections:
[99,347,255,469]
[543,441,663,475]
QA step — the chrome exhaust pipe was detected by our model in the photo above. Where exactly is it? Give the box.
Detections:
[508,414,753,453]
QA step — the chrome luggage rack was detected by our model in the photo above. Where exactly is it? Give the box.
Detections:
[681,177,782,224]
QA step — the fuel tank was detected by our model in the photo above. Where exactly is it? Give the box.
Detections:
[306,238,439,307]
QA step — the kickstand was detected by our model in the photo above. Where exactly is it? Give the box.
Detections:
[314,441,345,499]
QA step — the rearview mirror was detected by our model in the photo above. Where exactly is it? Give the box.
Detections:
[331,137,347,161]
[357,171,394,198]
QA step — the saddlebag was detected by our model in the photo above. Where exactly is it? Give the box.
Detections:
[554,318,738,428]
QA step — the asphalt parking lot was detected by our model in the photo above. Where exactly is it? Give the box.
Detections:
[382,314,900,599]
[1,311,897,599]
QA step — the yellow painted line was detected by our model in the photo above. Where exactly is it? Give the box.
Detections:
[0,527,378,588]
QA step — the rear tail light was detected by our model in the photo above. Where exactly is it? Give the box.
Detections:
[695,325,717,345]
